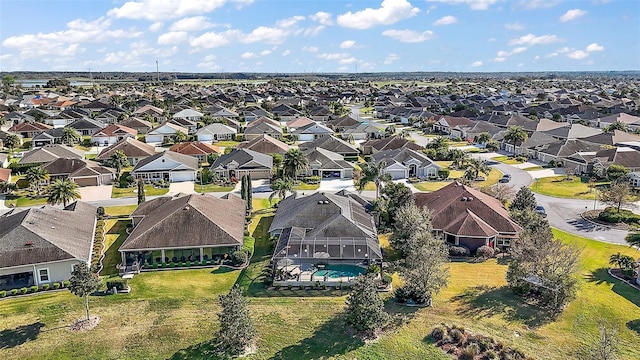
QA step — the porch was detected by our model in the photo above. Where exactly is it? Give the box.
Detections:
[119,245,239,272]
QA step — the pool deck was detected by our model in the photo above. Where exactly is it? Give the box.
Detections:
[274,264,371,287]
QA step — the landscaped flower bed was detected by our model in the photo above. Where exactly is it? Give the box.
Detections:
[0,281,69,299]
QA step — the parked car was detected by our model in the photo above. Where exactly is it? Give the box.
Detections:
[499,174,512,183]
[536,205,547,217]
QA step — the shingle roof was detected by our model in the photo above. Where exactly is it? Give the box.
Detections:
[211,148,273,169]
[132,151,199,172]
[119,194,245,251]
[298,135,359,155]
[96,137,156,160]
[169,141,220,156]
[236,134,290,154]
[19,144,84,164]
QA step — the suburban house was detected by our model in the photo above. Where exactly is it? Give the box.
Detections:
[96,137,156,166]
[303,147,355,179]
[131,151,199,183]
[146,122,189,144]
[372,148,440,179]
[169,117,198,134]
[292,122,334,142]
[118,193,245,271]
[169,141,220,164]
[42,158,116,186]
[0,202,97,290]
[298,135,359,158]
[19,144,84,165]
[172,108,203,122]
[326,115,361,132]
[236,134,290,155]
[414,182,522,252]
[91,124,137,146]
[9,121,52,138]
[360,136,424,155]
[341,122,384,140]
[0,168,11,184]
[32,128,63,147]
[67,118,106,136]
[629,172,640,189]
[432,116,476,139]
[133,104,165,122]
[244,121,283,141]
[269,191,382,283]
[120,117,153,134]
[285,117,315,133]
[597,113,640,132]
[196,123,237,143]
[210,148,273,180]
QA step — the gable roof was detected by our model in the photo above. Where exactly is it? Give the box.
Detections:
[298,135,359,155]
[236,134,290,154]
[361,136,424,152]
[19,144,84,164]
[211,148,273,169]
[92,124,137,137]
[196,123,237,136]
[132,150,199,172]
[96,137,156,160]
[120,194,245,251]
[372,147,439,168]
[169,141,220,156]
[304,147,355,170]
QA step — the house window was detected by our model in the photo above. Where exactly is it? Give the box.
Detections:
[38,268,50,282]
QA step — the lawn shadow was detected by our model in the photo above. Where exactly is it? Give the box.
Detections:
[169,339,217,360]
[211,267,234,275]
[106,219,129,234]
[451,285,554,328]
[627,319,640,335]
[269,314,364,360]
[0,322,44,349]
[584,268,640,307]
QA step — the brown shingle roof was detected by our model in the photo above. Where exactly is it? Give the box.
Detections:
[236,134,290,154]
[169,141,220,156]
[96,137,155,161]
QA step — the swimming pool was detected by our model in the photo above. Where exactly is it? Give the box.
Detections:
[313,264,366,279]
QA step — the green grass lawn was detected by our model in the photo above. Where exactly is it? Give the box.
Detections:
[111,185,169,198]
[531,176,609,200]
[2,217,639,360]
[413,181,450,192]
[193,183,235,193]
[492,155,525,165]
[84,154,97,160]
[293,182,320,191]
[100,219,130,277]
[215,140,240,148]
[474,168,503,187]
[524,166,544,171]
[4,193,49,207]
[103,205,138,217]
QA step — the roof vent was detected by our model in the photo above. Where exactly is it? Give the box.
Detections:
[467,197,473,201]
[324,201,329,204]
[318,201,323,204]
[461,197,467,201]
[25,241,34,247]
[184,206,190,210]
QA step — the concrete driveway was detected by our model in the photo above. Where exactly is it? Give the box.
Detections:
[318,178,356,193]
[78,185,113,202]
[168,181,195,194]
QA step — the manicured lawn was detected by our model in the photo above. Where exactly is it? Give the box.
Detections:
[293,182,320,191]
[103,205,138,217]
[474,168,503,187]
[448,141,471,147]
[492,155,525,165]
[413,181,450,192]
[193,183,235,193]
[531,176,609,200]
[435,161,465,179]
[2,223,639,359]
[4,193,49,207]
[111,185,169,198]
[523,166,544,171]
[84,153,97,160]
[100,219,130,277]
[353,179,377,191]
[215,140,240,148]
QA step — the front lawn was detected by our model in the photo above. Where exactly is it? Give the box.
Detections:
[215,140,240,148]
[111,185,169,198]
[492,155,525,164]
[523,166,544,171]
[531,176,609,200]
[474,167,503,187]
[413,181,450,192]
[193,183,235,193]
[4,193,49,207]
[293,182,320,191]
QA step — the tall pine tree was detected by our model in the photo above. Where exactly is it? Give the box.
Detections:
[510,186,537,212]
[345,274,388,333]
[137,179,145,204]
[240,175,247,200]
[215,285,256,356]
[246,174,253,214]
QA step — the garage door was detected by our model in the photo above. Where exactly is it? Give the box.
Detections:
[322,171,341,178]
[171,172,195,182]
[73,177,98,187]
[385,169,406,180]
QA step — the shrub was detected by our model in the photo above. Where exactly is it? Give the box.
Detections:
[186,261,191,266]
[599,207,640,225]
[431,326,446,341]
[180,262,186,267]
[231,250,248,265]
[161,262,167,268]
[382,273,393,285]
[63,280,70,288]
[201,261,207,266]
[0,290,6,298]
[41,283,50,291]
[97,206,105,217]
[449,328,464,344]
[476,245,495,259]
[366,264,380,274]
[170,262,175,268]
[20,287,28,294]
[515,156,527,162]
[438,168,450,179]
[448,245,470,257]
[10,289,18,296]
[29,285,38,293]
[106,279,129,291]
[486,350,497,359]
[53,282,61,289]
[460,344,479,360]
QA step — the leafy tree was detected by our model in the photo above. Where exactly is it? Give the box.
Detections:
[106,150,130,179]
[240,175,247,200]
[282,149,309,179]
[397,236,449,305]
[380,182,413,225]
[462,158,490,180]
[269,178,295,204]
[215,285,256,357]
[355,160,392,199]
[25,166,49,196]
[391,203,433,257]
[510,186,537,212]
[503,125,528,152]
[480,183,516,206]
[61,127,81,146]
[345,274,388,333]
[2,75,16,88]
[606,164,629,182]
[599,182,635,213]
[603,121,628,133]
[47,179,81,207]
[3,133,20,153]
[68,262,101,321]
[137,179,145,204]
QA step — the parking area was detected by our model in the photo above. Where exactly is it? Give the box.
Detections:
[168,181,196,194]
[317,179,356,192]
[78,185,113,202]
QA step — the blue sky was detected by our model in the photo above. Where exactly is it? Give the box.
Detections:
[1,0,638,73]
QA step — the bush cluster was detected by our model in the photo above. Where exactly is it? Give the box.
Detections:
[599,207,640,225]
[430,324,532,360]
[448,245,470,257]
[475,245,495,259]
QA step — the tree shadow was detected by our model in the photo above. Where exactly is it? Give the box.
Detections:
[169,340,217,360]
[211,267,234,275]
[627,319,640,336]
[269,315,364,360]
[451,285,554,328]
[584,268,640,307]
[0,322,44,349]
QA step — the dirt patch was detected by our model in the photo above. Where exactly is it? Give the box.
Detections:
[69,316,100,332]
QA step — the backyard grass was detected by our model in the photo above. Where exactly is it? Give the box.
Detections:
[531,176,609,200]
[99,219,130,277]
[353,180,377,191]
[492,155,525,165]
[215,140,240,148]
[193,183,235,193]
[111,185,169,198]
[84,154,97,160]
[1,221,639,359]
[103,205,138,217]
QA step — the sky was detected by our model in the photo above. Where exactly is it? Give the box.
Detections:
[0,0,639,73]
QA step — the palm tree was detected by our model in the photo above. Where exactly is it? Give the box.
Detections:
[25,166,49,196]
[269,178,295,204]
[609,252,625,270]
[399,129,411,139]
[283,149,309,180]
[604,121,628,133]
[426,136,448,151]
[61,127,81,146]
[449,149,469,169]
[106,150,130,180]
[172,130,187,143]
[47,179,80,207]
[503,126,528,154]
[625,232,640,249]
[3,133,20,153]
[355,160,392,199]
[0,182,18,195]
[463,158,491,181]
[475,132,492,144]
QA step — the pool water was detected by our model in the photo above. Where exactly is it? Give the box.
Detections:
[314,264,366,279]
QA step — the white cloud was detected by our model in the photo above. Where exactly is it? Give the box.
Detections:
[426,0,498,10]
[108,0,227,21]
[586,43,604,52]
[337,0,420,29]
[384,53,399,65]
[494,57,506,62]
[282,49,291,56]
[198,54,219,69]
[517,0,560,10]
[509,33,561,46]
[188,30,237,48]
[559,9,587,22]
[149,22,164,32]
[504,22,524,30]
[276,15,305,28]
[241,52,257,59]
[303,46,318,52]
[340,40,356,49]
[511,46,527,54]
[157,31,188,45]
[382,29,434,43]
[230,0,254,8]
[433,15,457,26]
[310,11,333,25]
[471,60,482,67]
[567,50,588,59]
[318,53,351,60]
[244,26,289,44]
[170,16,216,31]
[260,50,272,56]
[303,26,325,36]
